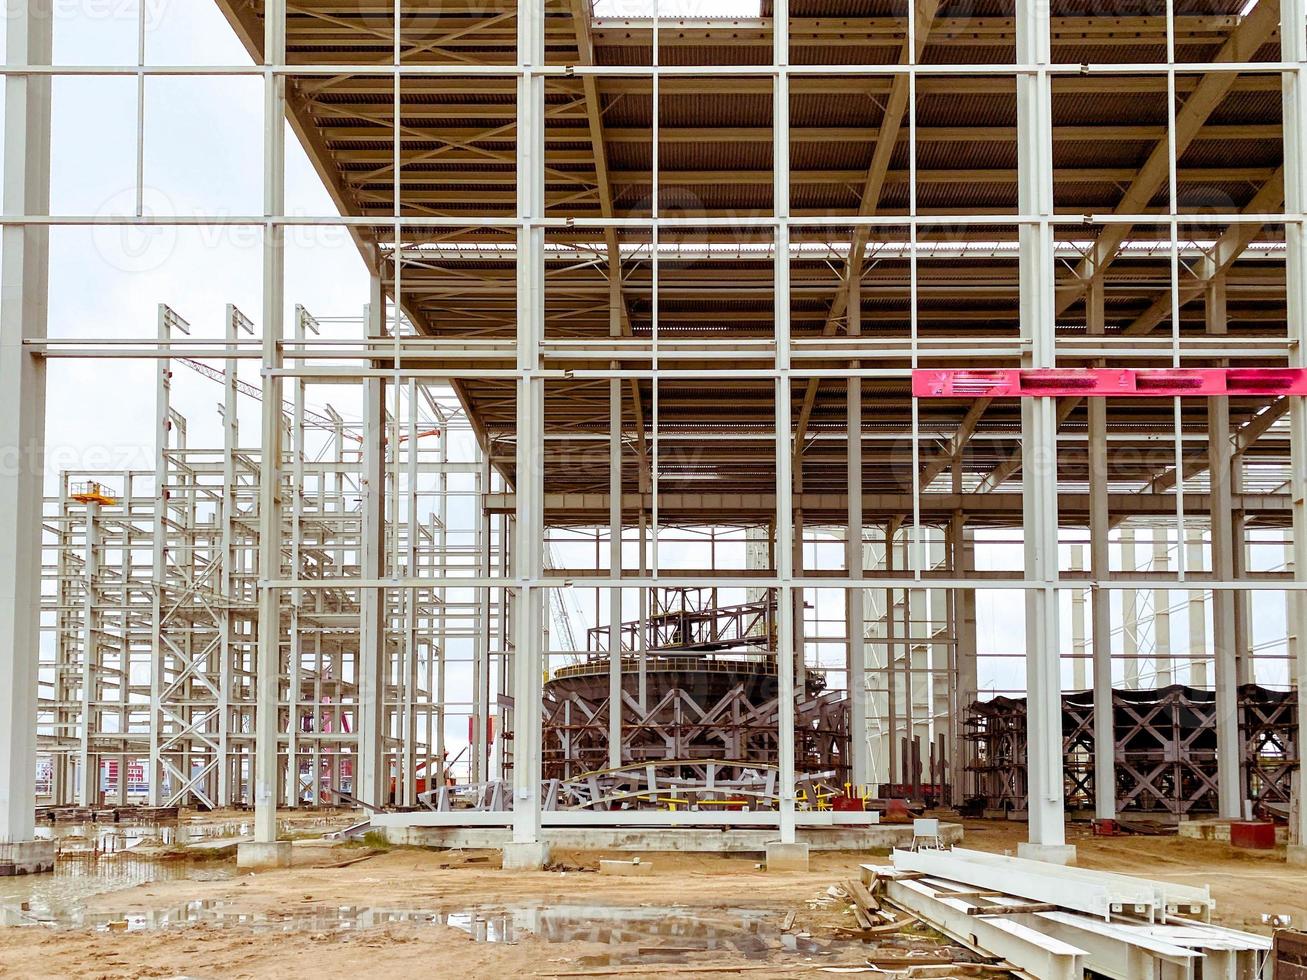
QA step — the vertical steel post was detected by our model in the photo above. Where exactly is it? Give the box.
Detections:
[847,272,869,786]
[773,0,799,850]
[1205,277,1243,817]
[507,0,547,865]
[608,276,623,768]
[1016,0,1072,859]
[1152,535,1172,687]
[358,289,387,808]
[0,0,52,860]
[1280,0,1307,860]
[253,0,287,846]
[1086,273,1116,822]
[1122,530,1139,689]
[148,306,177,806]
[473,454,491,783]
[78,501,101,805]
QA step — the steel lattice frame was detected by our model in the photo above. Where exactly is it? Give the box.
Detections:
[964,684,1300,816]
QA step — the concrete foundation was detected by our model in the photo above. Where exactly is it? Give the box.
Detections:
[1017,842,1078,866]
[502,840,551,870]
[236,840,292,871]
[0,840,55,876]
[765,841,810,872]
[1180,818,1292,845]
[380,822,962,853]
[1287,844,1307,867]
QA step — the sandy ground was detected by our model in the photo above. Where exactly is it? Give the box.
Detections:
[1,818,1304,978]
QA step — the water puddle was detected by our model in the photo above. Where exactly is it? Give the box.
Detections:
[9,898,864,965]
[37,814,353,854]
[0,855,234,927]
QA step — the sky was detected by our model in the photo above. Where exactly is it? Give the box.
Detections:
[2,0,1294,738]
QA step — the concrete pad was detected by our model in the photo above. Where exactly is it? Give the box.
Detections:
[1017,842,1077,866]
[236,840,293,871]
[599,859,653,876]
[186,835,250,858]
[1287,844,1307,867]
[501,840,551,870]
[378,821,961,853]
[765,841,810,872]
[0,840,55,876]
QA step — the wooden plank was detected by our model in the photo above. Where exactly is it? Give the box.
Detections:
[847,878,881,913]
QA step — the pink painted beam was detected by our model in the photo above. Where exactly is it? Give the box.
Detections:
[912,368,1307,398]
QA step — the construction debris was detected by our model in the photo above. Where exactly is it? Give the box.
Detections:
[864,849,1272,980]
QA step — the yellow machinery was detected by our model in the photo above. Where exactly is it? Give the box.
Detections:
[70,481,118,506]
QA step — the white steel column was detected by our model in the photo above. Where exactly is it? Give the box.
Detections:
[1070,546,1086,691]
[149,306,185,806]
[1016,0,1072,861]
[78,502,102,805]
[250,0,287,855]
[770,0,802,865]
[0,0,54,870]
[1206,277,1242,817]
[1280,0,1307,862]
[1122,530,1139,689]
[473,454,491,784]
[1152,536,1172,687]
[847,273,869,787]
[505,0,548,868]
[357,317,387,808]
[1086,273,1116,823]
[1088,371,1116,822]
[1186,535,1209,688]
[608,327,622,769]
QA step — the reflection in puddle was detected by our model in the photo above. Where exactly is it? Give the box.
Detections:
[37,814,352,855]
[446,905,836,964]
[11,899,861,966]
[0,855,234,927]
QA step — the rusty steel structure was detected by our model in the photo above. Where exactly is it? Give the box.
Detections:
[549,588,849,789]
[964,685,1301,817]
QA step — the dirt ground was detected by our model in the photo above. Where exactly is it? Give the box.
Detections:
[1,817,1304,979]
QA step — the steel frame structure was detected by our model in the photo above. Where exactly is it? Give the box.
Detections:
[1,0,1307,869]
[964,683,1301,816]
[33,308,494,812]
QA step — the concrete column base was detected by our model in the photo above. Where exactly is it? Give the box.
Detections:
[501,841,551,871]
[236,840,293,871]
[1287,844,1307,867]
[765,841,810,872]
[1017,842,1077,866]
[0,840,55,876]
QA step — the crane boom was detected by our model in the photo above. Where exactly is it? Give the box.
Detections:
[175,357,439,445]
[178,357,343,431]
